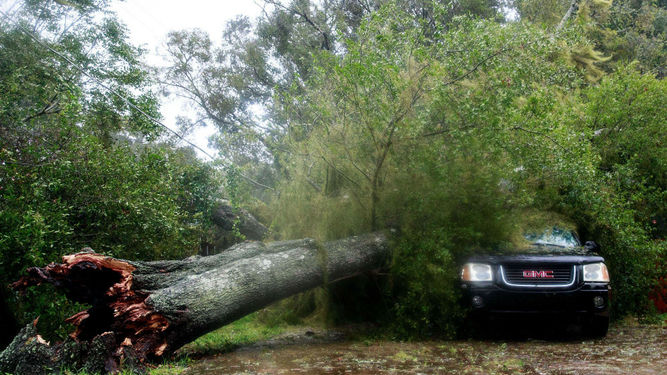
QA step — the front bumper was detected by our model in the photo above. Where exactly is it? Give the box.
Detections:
[461,282,609,318]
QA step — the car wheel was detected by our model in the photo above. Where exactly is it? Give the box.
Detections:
[586,316,609,338]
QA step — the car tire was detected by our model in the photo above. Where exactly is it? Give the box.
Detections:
[586,315,609,338]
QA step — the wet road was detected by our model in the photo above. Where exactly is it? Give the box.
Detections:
[183,322,666,375]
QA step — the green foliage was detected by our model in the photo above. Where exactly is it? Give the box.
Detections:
[596,0,667,76]
[514,0,571,26]
[584,65,666,236]
[569,66,666,316]
[0,132,220,339]
[516,0,667,76]
[496,65,666,317]
[388,232,465,338]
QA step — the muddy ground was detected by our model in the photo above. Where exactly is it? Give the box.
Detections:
[183,320,666,375]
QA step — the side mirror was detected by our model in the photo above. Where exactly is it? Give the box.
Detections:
[584,241,600,252]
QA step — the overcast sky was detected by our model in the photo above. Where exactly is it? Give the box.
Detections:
[109,0,264,159]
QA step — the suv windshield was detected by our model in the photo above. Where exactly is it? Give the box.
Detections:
[523,226,580,248]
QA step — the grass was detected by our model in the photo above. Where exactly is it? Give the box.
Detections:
[147,362,188,375]
[61,361,189,375]
[176,312,288,357]
[147,313,288,374]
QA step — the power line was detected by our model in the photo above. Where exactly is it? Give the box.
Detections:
[0,7,276,192]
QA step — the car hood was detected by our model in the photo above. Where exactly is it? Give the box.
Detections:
[466,245,604,264]
[504,244,594,256]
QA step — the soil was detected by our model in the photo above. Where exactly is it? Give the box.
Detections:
[183,320,666,375]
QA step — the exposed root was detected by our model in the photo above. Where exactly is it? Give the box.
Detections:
[11,252,170,369]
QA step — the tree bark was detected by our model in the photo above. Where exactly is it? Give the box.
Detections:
[0,232,389,374]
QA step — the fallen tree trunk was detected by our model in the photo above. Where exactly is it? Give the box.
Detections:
[0,232,389,374]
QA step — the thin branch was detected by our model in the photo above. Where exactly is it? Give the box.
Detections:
[442,48,508,86]
[263,0,332,51]
[511,126,570,152]
[343,144,372,182]
[304,162,322,193]
[556,0,581,33]
[23,94,61,123]
[320,155,361,189]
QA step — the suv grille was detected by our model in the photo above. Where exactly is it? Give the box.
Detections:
[500,264,575,288]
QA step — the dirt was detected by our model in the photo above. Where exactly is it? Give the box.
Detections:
[183,321,666,375]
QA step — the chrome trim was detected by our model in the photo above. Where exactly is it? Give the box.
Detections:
[499,265,577,288]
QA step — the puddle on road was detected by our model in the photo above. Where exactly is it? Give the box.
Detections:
[183,323,666,375]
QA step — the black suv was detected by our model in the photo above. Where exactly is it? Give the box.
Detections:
[461,227,610,337]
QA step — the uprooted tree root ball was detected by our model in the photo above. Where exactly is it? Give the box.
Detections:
[9,252,170,371]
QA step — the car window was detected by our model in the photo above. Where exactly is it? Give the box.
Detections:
[523,226,580,248]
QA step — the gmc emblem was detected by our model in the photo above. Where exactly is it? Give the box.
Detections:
[522,270,554,278]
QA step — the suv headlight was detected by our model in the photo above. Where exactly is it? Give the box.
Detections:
[461,263,493,282]
[583,262,610,282]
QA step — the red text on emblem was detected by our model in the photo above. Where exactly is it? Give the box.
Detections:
[522,270,554,278]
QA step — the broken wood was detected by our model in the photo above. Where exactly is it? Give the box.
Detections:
[0,232,389,374]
